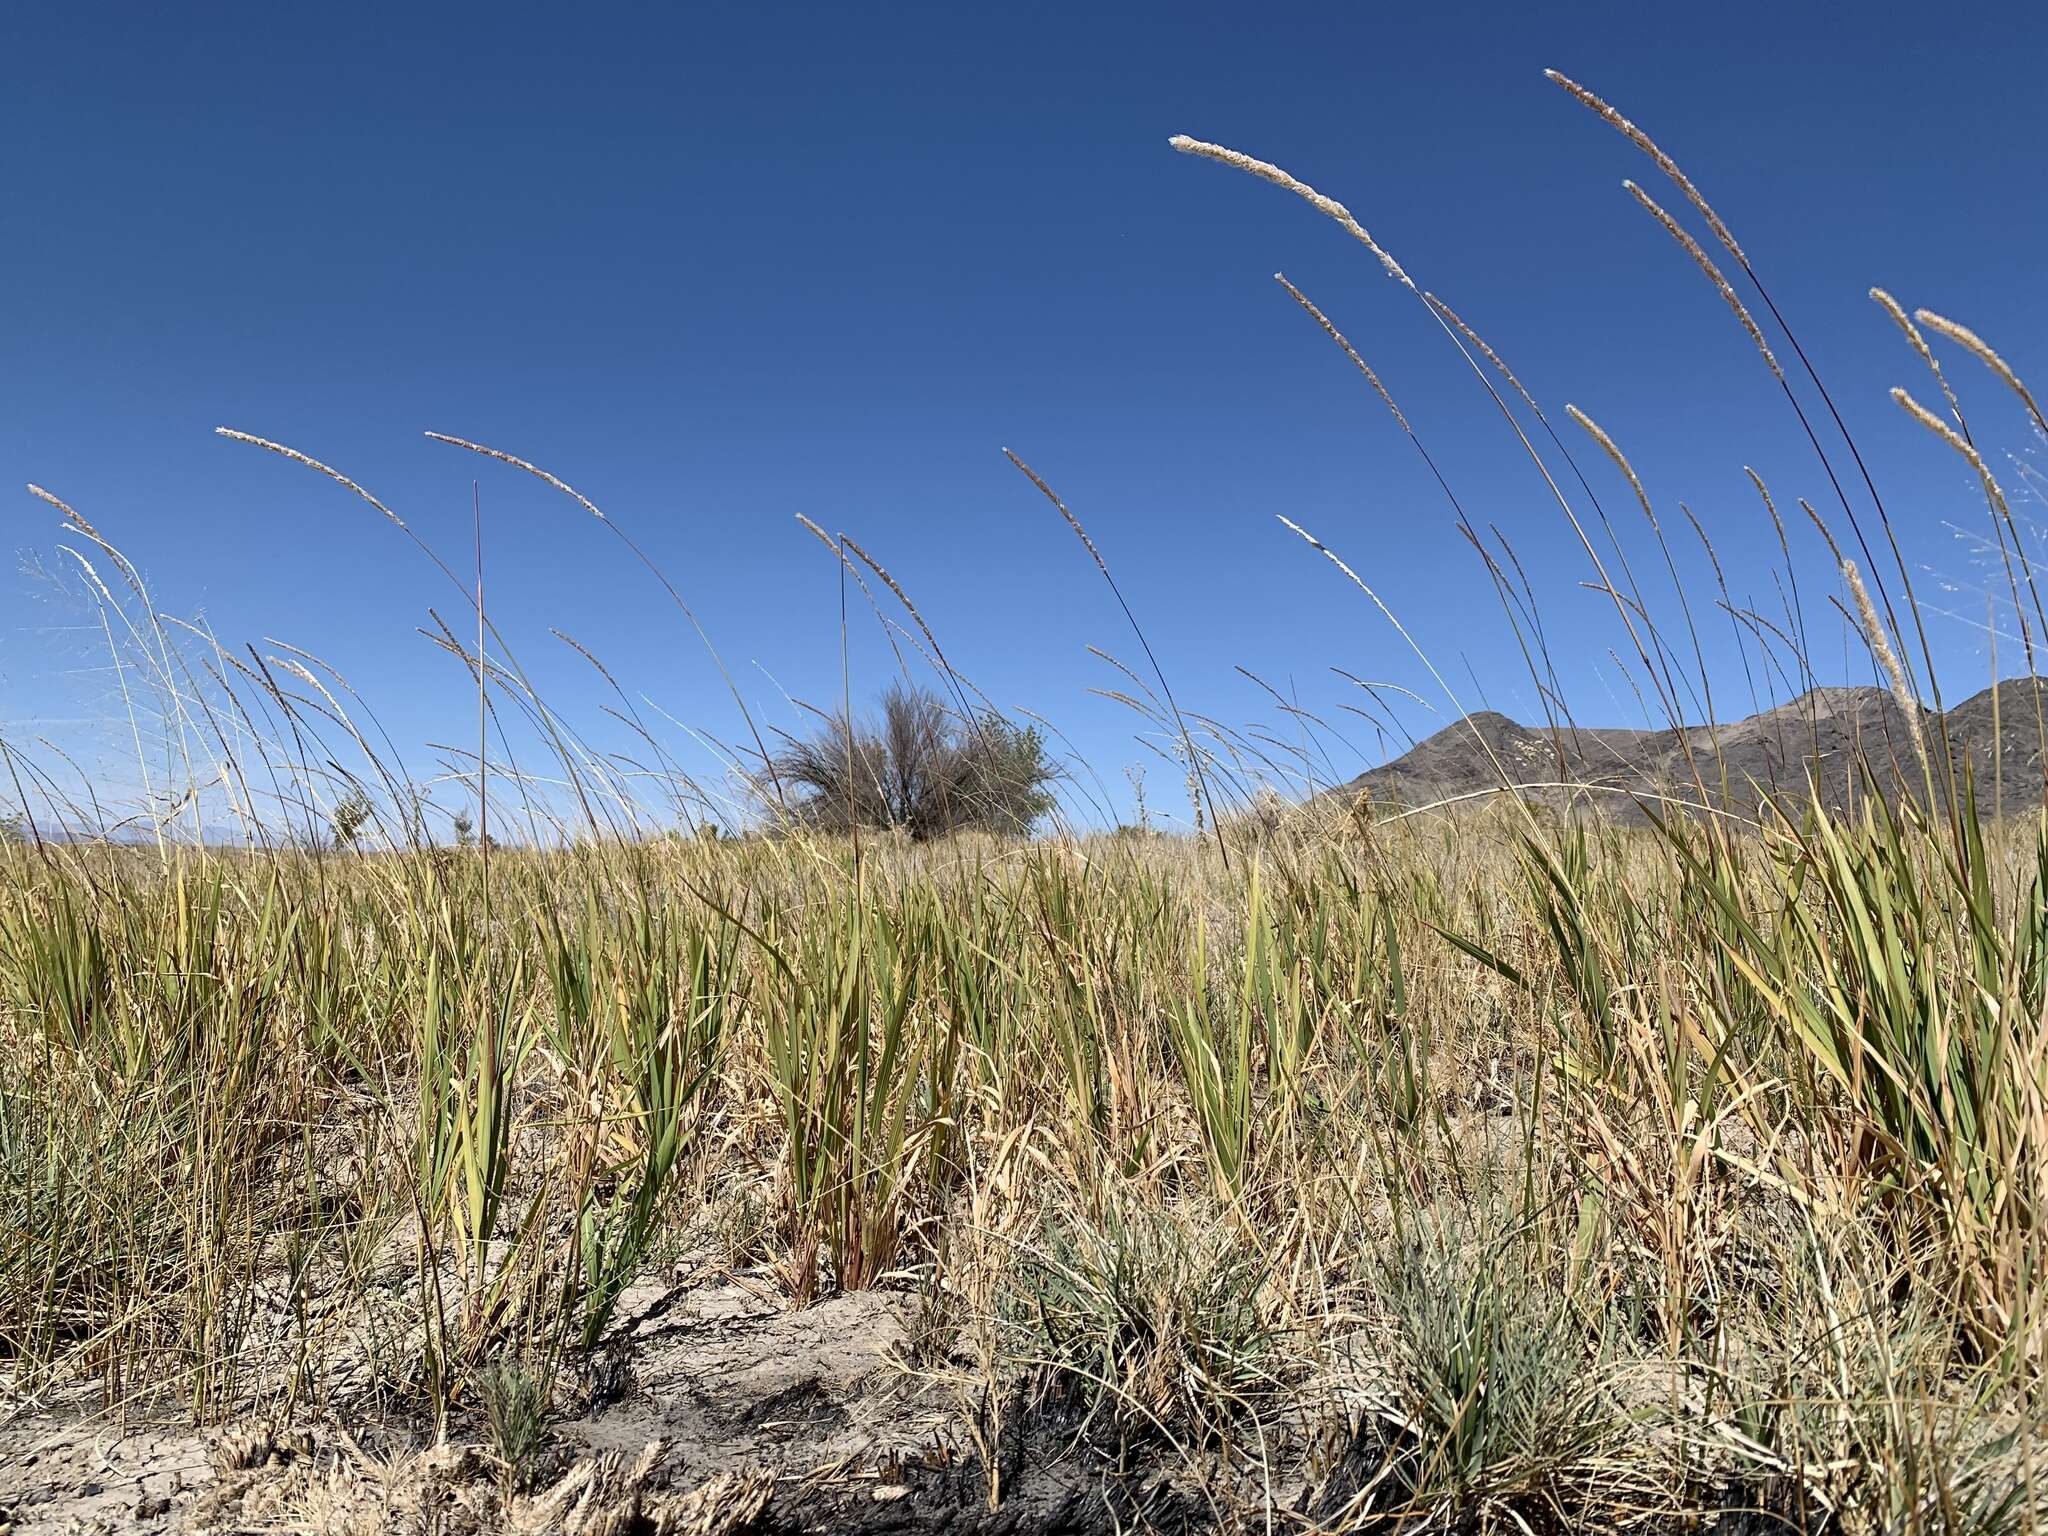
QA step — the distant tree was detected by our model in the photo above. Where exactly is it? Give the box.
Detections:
[329,788,374,850]
[0,809,23,847]
[768,683,1056,839]
[451,809,476,848]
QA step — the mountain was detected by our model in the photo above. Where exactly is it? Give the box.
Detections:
[1332,680,2048,822]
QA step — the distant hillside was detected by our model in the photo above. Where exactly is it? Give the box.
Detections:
[1332,680,2048,821]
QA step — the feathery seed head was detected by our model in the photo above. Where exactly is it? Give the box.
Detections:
[551,628,622,690]
[1893,385,1957,443]
[1743,466,1795,562]
[1741,466,1775,517]
[1273,274,1411,432]
[216,428,411,530]
[1423,293,1540,416]
[1169,135,1413,288]
[794,513,841,555]
[1546,70,1746,264]
[1841,555,1930,778]
[426,433,609,522]
[1894,385,2019,532]
[1623,180,1780,381]
[1566,405,1660,530]
[1871,290,1970,429]
[840,532,952,668]
[1915,309,2047,432]
[1005,448,1109,576]
[1801,498,1846,566]
[27,484,105,545]
[1870,289,1925,357]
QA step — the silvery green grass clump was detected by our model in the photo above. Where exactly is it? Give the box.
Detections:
[6,68,2048,1535]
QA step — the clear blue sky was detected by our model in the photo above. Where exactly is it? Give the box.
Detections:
[6,1,2045,833]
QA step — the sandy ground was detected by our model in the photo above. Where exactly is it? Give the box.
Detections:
[0,1274,1206,1535]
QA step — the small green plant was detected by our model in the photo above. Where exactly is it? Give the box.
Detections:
[1354,1214,1621,1530]
[1008,1198,1277,1449]
[473,1354,553,1488]
[1167,917,1258,1205]
[545,891,732,1348]
[762,898,926,1302]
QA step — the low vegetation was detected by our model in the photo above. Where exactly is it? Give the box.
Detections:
[5,795,2046,1530]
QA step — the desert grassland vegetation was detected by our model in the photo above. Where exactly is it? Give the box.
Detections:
[6,802,2048,1531]
[6,69,2048,1535]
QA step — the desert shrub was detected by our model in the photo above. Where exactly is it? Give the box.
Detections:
[328,787,374,850]
[766,682,1055,838]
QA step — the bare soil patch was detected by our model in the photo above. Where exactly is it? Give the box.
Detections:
[1,1277,1205,1536]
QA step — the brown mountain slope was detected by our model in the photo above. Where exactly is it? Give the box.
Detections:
[1333,680,2048,821]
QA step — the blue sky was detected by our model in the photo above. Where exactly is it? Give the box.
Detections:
[5,1,2046,834]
